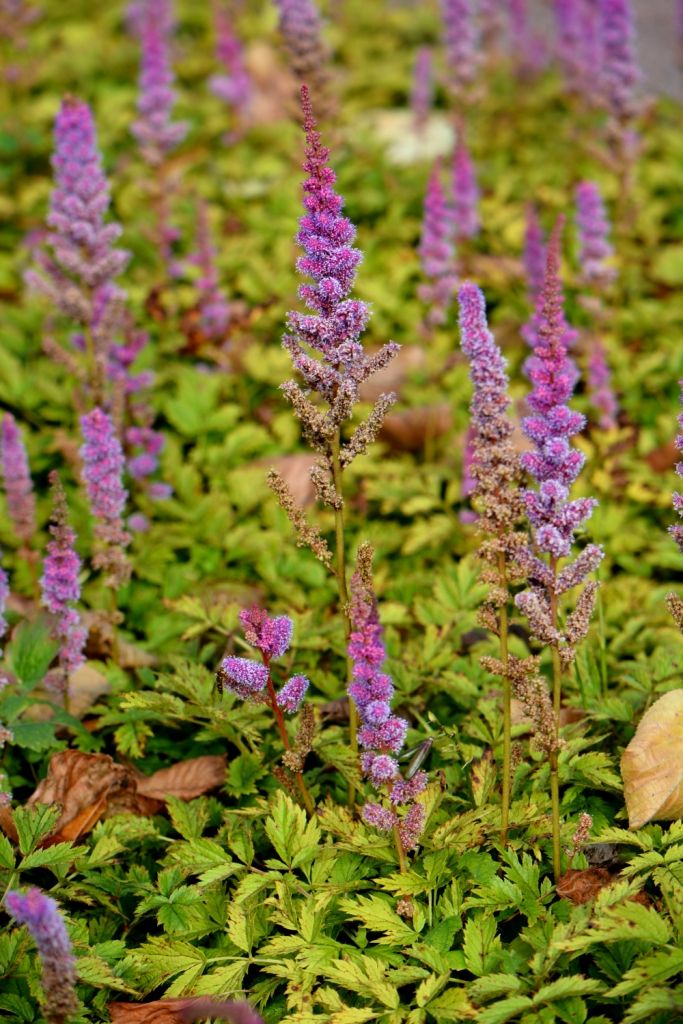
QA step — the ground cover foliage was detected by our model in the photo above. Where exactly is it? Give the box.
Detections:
[1,1,683,1022]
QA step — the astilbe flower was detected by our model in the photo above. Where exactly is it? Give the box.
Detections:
[440,0,478,100]
[1,413,36,546]
[80,408,131,586]
[26,98,129,388]
[209,1,251,127]
[218,607,308,709]
[524,204,546,304]
[669,379,683,555]
[575,181,618,428]
[517,219,603,654]
[451,131,479,243]
[575,181,615,287]
[508,0,547,76]
[40,474,87,692]
[4,888,78,1024]
[0,553,9,803]
[0,554,8,651]
[131,0,187,167]
[598,0,640,122]
[553,0,583,90]
[418,162,457,328]
[269,86,399,556]
[411,47,433,134]
[274,0,331,113]
[348,544,427,853]
[188,199,230,340]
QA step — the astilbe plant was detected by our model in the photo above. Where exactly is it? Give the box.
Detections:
[575,180,618,429]
[40,472,86,700]
[440,0,478,106]
[188,198,231,342]
[523,203,546,304]
[4,887,78,1024]
[209,0,251,136]
[418,160,457,329]
[26,97,130,401]
[274,0,332,117]
[268,86,400,783]
[1,413,36,550]
[348,543,427,870]
[516,219,603,879]
[597,0,641,214]
[0,554,10,804]
[410,47,433,135]
[451,128,479,264]
[457,282,532,844]
[80,407,131,588]
[130,0,187,276]
[217,607,314,813]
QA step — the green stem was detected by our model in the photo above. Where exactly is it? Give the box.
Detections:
[265,664,315,816]
[498,553,511,847]
[393,823,407,874]
[330,429,357,805]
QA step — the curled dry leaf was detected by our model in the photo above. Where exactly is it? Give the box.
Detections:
[380,404,452,453]
[0,752,227,846]
[109,997,264,1024]
[557,868,651,906]
[260,454,317,507]
[621,689,683,829]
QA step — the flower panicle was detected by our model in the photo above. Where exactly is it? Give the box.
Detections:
[130,0,187,166]
[1,413,36,546]
[418,161,457,328]
[80,407,131,587]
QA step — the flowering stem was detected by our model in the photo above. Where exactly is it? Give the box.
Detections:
[330,428,358,804]
[498,555,511,847]
[549,557,562,882]
[264,660,314,815]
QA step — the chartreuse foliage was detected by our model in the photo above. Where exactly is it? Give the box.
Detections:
[1,0,683,1022]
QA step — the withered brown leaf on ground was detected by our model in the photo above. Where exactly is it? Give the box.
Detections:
[136,755,226,802]
[379,404,452,453]
[109,998,263,1024]
[621,689,683,829]
[0,752,226,846]
[359,344,426,403]
[557,868,651,906]
[259,453,317,507]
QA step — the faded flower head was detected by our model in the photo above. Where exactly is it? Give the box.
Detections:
[575,180,615,287]
[598,0,640,122]
[274,0,331,109]
[5,887,78,1024]
[440,0,478,97]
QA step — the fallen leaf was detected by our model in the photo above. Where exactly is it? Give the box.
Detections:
[359,345,426,403]
[556,867,613,903]
[109,997,263,1024]
[621,689,683,829]
[136,755,226,802]
[380,404,452,452]
[645,439,678,473]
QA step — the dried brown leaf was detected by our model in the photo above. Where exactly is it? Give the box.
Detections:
[261,454,317,507]
[556,867,613,903]
[621,689,683,829]
[359,345,426,403]
[109,997,263,1024]
[136,755,226,802]
[379,404,452,452]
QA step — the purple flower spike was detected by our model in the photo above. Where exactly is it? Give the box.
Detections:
[274,0,330,107]
[209,2,251,122]
[523,203,546,304]
[218,656,269,699]
[0,552,9,652]
[40,473,86,685]
[418,162,457,328]
[587,341,618,430]
[520,219,600,561]
[411,47,433,134]
[189,199,230,340]
[131,0,187,167]
[670,377,683,553]
[240,607,293,659]
[348,545,426,853]
[575,181,615,287]
[441,0,478,98]
[277,674,309,713]
[26,98,129,369]
[554,0,582,89]
[1,414,36,546]
[80,408,130,586]
[598,0,640,121]
[452,132,479,242]
[5,887,78,1024]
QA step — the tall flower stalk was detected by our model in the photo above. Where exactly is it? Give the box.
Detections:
[1,413,36,556]
[209,0,251,137]
[4,888,78,1024]
[274,0,332,117]
[418,161,457,329]
[268,87,399,800]
[217,608,314,813]
[40,473,87,700]
[440,0,478,108]
[80,408,131,589]
[457,282,527,844]
[516,220,603,880]
[410,47,433,135]
[26,97,129,402]
[348,544,427,869]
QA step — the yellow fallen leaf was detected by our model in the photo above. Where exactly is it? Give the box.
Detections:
[621,689,683,829]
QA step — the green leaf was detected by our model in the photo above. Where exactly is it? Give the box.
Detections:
[462,915,503,977]
[193,960,249,995]
[10,720,59,752]
[427,987,475,1022]
[264,790,321,869]
[13,805,61,856]
[0,832,15,870]
[20,842,76,873]
[322,956,400,1009]
[477,995,534,1024]
[337,895,416,945]
[8,619,58,687]
[227,753,265,795]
